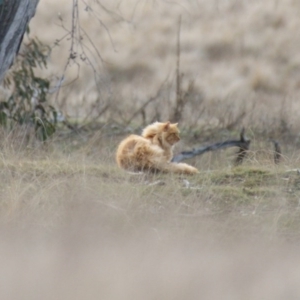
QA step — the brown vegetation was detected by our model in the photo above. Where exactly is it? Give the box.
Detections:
[24,0,300,136]
[0,128,299,299]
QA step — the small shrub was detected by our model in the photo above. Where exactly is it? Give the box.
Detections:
[1,31,58,141]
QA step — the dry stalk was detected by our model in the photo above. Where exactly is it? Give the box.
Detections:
[234,128,251,166]
[272,140,282,164]
[171,15,186,123]
[125,78,168,126]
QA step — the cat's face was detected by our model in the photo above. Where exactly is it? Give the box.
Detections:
[142,121,180,146]
[162,122,180,146]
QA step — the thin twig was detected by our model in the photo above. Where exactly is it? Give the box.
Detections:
[126,77,169,125]
[176,15,181,103]
[82,0,118,53]
[126,94,159,126]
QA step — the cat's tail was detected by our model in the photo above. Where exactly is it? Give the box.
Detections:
[156,162,199,175]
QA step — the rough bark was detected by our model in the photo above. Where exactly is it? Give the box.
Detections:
[0,0,39,82]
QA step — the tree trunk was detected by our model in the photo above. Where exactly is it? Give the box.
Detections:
[0,0,40,82]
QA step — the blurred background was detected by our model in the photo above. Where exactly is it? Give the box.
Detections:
[27,0,300,136]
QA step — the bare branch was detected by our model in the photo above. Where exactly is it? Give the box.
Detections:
[172,128,251,164]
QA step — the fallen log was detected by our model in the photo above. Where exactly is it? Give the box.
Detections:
[172,128,251,165]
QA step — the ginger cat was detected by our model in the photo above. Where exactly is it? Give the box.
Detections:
[116,121,198,175]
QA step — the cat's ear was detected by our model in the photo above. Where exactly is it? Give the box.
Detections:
[163,121,171,131]
[172,123,178,127]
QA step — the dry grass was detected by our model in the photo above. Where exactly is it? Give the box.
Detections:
[24,0,300,133]
[1,132,300,299]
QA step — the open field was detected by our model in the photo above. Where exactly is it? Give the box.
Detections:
[2,0,300,299]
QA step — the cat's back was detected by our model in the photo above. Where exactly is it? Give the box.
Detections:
[116,134,149,169]
[117,134,146,151]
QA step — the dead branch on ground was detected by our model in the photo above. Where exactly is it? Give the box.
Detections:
[172,128,251,165]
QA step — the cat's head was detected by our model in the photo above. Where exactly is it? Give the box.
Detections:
[161,121,180,146]
[142,121,180,146]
